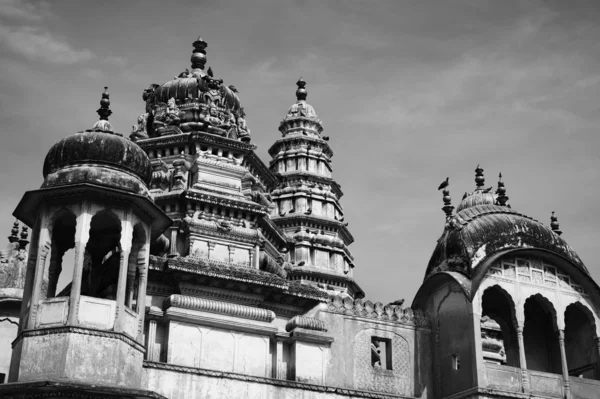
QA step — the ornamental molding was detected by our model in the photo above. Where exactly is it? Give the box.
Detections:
[184,191,267,214]
[178,283,265,305]
[15,326,145,352]
[326,297,430,328]
[0,381,166,399]
[142,361,408,399]
[186,218,259,243]
[286,315,327,332]
[190,131,256,151]
[268,137,333,158]
[164,294,276,322]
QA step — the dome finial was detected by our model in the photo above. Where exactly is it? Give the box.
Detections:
[296,77,307,101]
[496,172,509,206]
[191,36,208,70]
[551,211,562,236]
[441,178,454,220]
[475,164,485,189]
[8,220,19,243]
[87,87,115,133]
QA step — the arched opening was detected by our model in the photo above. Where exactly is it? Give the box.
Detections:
[125,223,146,312]
[81,210,122,300]
[564,303,598,379]
[481,285,519,367]
[523,294,561,374]
[47,209,76,298]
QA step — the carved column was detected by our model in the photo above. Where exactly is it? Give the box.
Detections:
[596,337,600,379]
[517,326,530,392]
[67,205,91,325]
[168,227,178,257]
[254,244,260,269]
[558,329,571,399]
[27,235,51,329]
[147,319,157,361]
[228,246,235,263]
[115,213,133,331]
[136,242,150,341]
[19,219,40,331]
[47,243,66,298]
[207,241,215,260]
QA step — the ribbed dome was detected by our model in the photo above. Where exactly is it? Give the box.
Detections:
[456,190,496,212]
[42,131,152,196]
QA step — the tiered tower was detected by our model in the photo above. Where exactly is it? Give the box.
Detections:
[268,79,363,298]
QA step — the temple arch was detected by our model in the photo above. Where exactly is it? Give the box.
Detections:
[46,208,76,298]
[564,302,599,379]
[80,209,122,300]
[523,294,561,373]
[480,285,519,367]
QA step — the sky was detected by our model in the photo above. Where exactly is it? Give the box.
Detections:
[0,0,599,304]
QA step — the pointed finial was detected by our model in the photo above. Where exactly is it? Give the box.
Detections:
[8,220,19,243]
[296,77,307,101]
[475,164,485,189]
[550,211,562,236]
[19,225,29,249]
[191,36,208,70]
[441,179,454,220]
[87,87,115,133]
[496,172,509,206]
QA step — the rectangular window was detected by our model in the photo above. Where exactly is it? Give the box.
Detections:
[371,337,392,370]
[0,373,5,384]
[452,354,460,370]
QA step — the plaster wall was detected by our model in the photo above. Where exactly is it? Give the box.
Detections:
[0,315,18,380]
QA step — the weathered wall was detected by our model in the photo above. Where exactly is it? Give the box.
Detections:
[0,313,18,381]
[431,281,476,398]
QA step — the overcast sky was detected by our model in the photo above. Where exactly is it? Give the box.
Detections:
[1,0,599,304]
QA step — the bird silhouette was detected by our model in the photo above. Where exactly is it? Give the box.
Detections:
[296,261,306,266]
[462,192,468,200]
[228,85,239,93]
[322,136,330,141]
[207,67,214,77]
[388,299,405,307]
[438,177,449,190]
[482,186,493,193]
[343,222,349,227]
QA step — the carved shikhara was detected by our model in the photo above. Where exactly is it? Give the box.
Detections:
[326,296,430,327]
[285,316,327,332]
[164,294,275,322]
[354,329,411,395]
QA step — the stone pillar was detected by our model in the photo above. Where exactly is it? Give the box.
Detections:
[19,219,40,331]
[136,242,150,341]
[516,326,530,392]
[596,337,600,379]
[207,241,215,259]
[147,319,157,361]
[115,214,133,331]
[254,244,260,269]
[168,227,178,257]
[558,329,571,399]
[67,206,91,325]
[27,231,51,329]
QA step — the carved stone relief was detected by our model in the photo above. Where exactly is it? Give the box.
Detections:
[353,328,411,395]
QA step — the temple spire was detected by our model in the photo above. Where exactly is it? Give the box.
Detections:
[88,87,115,133]
[8,220,19,243]
[496,173,509,206]
[296,77,307,101]
[475,164,485,190]
[191,36,207,70]
[440,178,454,220]
[551,211,562,236]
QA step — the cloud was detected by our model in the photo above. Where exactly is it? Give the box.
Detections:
[0,26,94,64]
[0,0,48,21]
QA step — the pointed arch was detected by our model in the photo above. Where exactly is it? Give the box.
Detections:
[564,302,599,379]
[480,285,519,366]
[46,208,77,298]
[523,294,561,373]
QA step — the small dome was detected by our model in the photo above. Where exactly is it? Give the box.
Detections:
[42,131,152,196]
[279,78,323,136]
[456,190,496,212]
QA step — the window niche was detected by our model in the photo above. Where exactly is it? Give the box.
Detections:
[46,209,77,298]
[371,336,392,370]
[80,210,122,300]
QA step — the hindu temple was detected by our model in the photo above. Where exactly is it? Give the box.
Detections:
[0,37,599,399]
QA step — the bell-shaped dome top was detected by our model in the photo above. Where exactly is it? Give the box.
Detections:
[139,37,251,142]
[456,165,496,212]
[279,78,323,137]
[42,88,151,197]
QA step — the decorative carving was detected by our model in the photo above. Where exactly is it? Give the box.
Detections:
[153,98,185,134]
[326,296,429,327]
[354,329,411,395]
[285,315,327,332]
[165,294,275,322]
[481,316,506,364]
[130,113,149,141]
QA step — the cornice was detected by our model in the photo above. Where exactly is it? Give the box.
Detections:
[268,136,334,158]
[0,380,166,399]
[245,151,278,187]
[164,294,276,322]
[184,191,267,214]
[285,315,327,332]
[273,215,354,245]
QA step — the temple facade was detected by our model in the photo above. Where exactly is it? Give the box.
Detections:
[0,37,599,399]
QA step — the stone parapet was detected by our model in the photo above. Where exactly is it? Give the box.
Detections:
[164,294,276,322]
[326,296,429,328]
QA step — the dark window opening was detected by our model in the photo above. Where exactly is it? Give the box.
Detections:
[371,337,392,370]
[452,354,460,370]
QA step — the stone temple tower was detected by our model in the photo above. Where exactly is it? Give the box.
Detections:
[7,88,170,397]
[268,79,362,298]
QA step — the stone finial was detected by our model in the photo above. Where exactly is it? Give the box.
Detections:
[296,77,307,101]
[441,179,454,220]
[551,211,562,236]
[496,172,509,206]
[475,164,485,189]
[88,87,115,133]
[8,220,19,243]
[191,36,208,70]
[19,225,29,249]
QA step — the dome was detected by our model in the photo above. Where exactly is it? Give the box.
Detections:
[138,37,250,142]
[456,190,496,212]
[42,88,152,197]
[425,204,586,280]
[279,78,323,136]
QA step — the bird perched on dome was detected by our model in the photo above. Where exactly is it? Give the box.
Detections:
[207,66,214,77]
[438,177,449,190]
[228,85,239,93]
[388,299,405,307]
